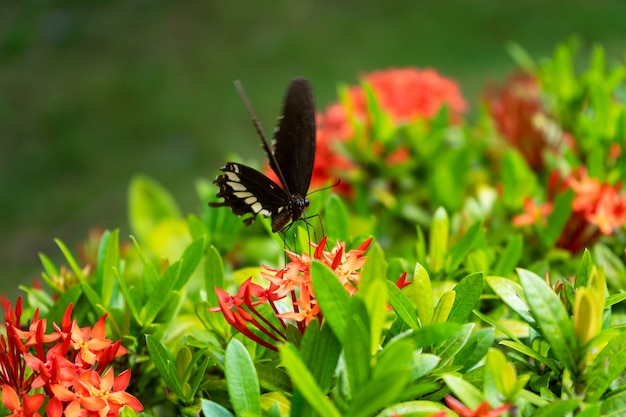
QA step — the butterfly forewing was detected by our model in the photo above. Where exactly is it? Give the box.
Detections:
[271,77,316,198]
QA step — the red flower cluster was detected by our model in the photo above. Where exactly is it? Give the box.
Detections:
[266,68,467,194]
[0,297,142,417]
[349,67,467,123]
[210,236,373,351]
[486,72,573,169]
[513,168,626,251]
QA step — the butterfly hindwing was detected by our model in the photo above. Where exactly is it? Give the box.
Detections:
[211,162,289,225]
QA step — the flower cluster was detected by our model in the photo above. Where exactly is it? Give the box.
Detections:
[210,236,373,351]
[513,168,626,252]
[0,297,142,417]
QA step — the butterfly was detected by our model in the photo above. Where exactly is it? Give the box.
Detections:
[209,77,316,233]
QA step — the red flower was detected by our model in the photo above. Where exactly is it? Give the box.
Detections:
[444,396,511,417]
[350,67,467,123]
[486,72,572,169]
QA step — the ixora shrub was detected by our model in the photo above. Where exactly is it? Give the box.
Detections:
[2,38,626,417]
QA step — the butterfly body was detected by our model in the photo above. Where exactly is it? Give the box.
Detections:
[210,77,316,233]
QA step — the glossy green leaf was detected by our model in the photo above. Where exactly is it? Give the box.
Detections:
[454,327,494,372]
[432,290,455,324]
[585,329,626,401]
[601,390,626,416]
[518,268,577,373]
[429,207,449,273]
[435,323,474,367]
[142,260,182,326]
[359,244,388,353]
[344,300,371,394]
[411,263,433,326]
[205,245,224,306]
[575,249,593,288]
[413,322,463,349]
[146,335,184,398]
[448,272,483,323]
[97,229,119,307]
[499,340,560,373]
[443,374,482,409]
[201,399,235,417]
[486,275,535,324]
[386,281,419,330]
[225,338,261,417]
[300,323,341,393]
[279,344,341,417]
[310,261,350,343]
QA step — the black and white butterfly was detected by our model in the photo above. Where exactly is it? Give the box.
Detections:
[209,77,316,233]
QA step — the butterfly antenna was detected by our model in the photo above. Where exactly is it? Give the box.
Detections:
[233,80,292,195]
[307,178,342,196]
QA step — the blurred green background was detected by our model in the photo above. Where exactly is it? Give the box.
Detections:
[1,1,625,298]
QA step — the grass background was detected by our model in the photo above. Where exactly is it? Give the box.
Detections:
[1,1,625,298]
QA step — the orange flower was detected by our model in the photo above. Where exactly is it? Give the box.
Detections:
[512,197,553,227]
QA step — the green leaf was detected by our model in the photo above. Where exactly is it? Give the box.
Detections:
[518,269,577,373]
[95,229,119,307]
[300,323,341,393]
[493,234,523,277]
[586,329,626,401]
[280,344,341,417]
[413,322,463,349]
[359,244,388,353]
[386,281,419,330]
[201,399,235,417]
[142,261,182,326]
[411,263,433,326]
[454,328,494,372]
[499,340,560,373]
[445,220,483,273]
[486,275,535,324]
[501,150,537,208]
[528,399,581,417]
[432,290,455,324]
[443,374,483,409]
[173,236,205,292]
[575,249,593,288]
[225,338,261,417]
[537,189,574,248]
[375,401,448,417]
[128,174,181,242]
[448,272,483,323]
[344,299,372,394]
[435,323,474,367]
[601,390,626,416]
[429,207,449,273]
[205,245,225,306]
[325,194,349,243]
[506,42,537,73]
[310,261,350,343]
[145,335,184,398]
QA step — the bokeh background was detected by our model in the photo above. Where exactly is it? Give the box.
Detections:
[2,1,625,298]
